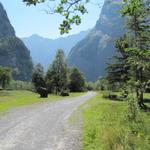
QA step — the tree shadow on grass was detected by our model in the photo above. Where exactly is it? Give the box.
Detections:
[143,98,150,103]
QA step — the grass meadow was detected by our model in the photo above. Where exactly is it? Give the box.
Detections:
[82,92,150,150]
[0,90,86,114]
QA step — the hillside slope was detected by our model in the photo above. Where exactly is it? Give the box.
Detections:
[0,2,33,81]
[68,0,125,81]
[22,30,90,69]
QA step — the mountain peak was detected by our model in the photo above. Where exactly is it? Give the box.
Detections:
[68,0,125,81]
[0,2,15,38]
[30,34,41,38]
[0,2,33,81]
[22,29,90,70]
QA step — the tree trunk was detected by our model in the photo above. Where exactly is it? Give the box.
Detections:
[138,89,144,107]
[138,68,145,108]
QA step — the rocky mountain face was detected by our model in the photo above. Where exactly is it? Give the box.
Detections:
[68,0,125,81]
[0,2,33,81]
[22,30,90,70]
[0,4,15,38]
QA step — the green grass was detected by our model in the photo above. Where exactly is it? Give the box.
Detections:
[144,93,150,99]
[82,92,150,150]
[0,90,86,114]
[144,93,150,107]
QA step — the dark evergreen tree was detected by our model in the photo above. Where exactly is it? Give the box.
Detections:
[121,0,150,107]
[69,67,85,92]
[108,0,150,108]
[107,35,129,84]
[32,63,45,89]
[107,34,130,94]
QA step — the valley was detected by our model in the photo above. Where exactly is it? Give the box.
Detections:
[0,0,149,150]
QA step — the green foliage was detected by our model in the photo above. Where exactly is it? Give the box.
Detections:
[94,77,109,91]
[29,49,87,95]
[107,0,150,107]
[127,94,139,122]
[0,66,12,89]
[23,0,88,34]
[32,63,45,88]
[102,91,119,100]
[85,82,94,91]
[107,35,129,86]
[46,49,68,94]
[68,67,85,92]
[122,0,150,106]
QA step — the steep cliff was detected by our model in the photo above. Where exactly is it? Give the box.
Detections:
[68,0,125,81]
[0,2,33,81]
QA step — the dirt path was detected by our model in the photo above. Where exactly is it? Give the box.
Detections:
[0,92,96,150]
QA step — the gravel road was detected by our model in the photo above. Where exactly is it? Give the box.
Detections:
[0,92,96,150]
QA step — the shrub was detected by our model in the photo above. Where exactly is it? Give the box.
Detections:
[102,91,118,100]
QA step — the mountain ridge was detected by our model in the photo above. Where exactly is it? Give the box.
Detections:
[0,3,15,38]
[68,0,125,81]
[0,2,33,81]
[22,29,90,69]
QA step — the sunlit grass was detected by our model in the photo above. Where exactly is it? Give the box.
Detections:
[144,93,150,107]
[82,92,150,150]
[0,90,86,114]
[144,93,150,98]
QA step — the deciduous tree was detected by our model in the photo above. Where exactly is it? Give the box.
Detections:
[32,63,45,88]
[46,49,68,94]
[23,0,88,34]
[0,66,12,89]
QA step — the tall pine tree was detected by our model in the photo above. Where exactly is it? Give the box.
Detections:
[121,0,150,107]
[107,0,150,108]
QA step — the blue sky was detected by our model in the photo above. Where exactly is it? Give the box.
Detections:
[0,0,104,39]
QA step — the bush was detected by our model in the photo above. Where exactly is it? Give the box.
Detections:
[60,91,69,96]
[102,91,118,100]
[85,82,94,91]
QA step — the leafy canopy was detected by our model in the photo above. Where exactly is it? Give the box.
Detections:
[0,66,12,89]
[23,0,89,34]
[46,49,68,94]
[32,63,45,88]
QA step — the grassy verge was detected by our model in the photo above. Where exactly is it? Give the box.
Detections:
[0,90,86,114]
[82,92,150,150]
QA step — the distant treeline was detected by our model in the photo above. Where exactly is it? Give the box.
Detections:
[32,49,86,95]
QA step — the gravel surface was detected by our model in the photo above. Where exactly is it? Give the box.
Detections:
[0,92,96,150]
